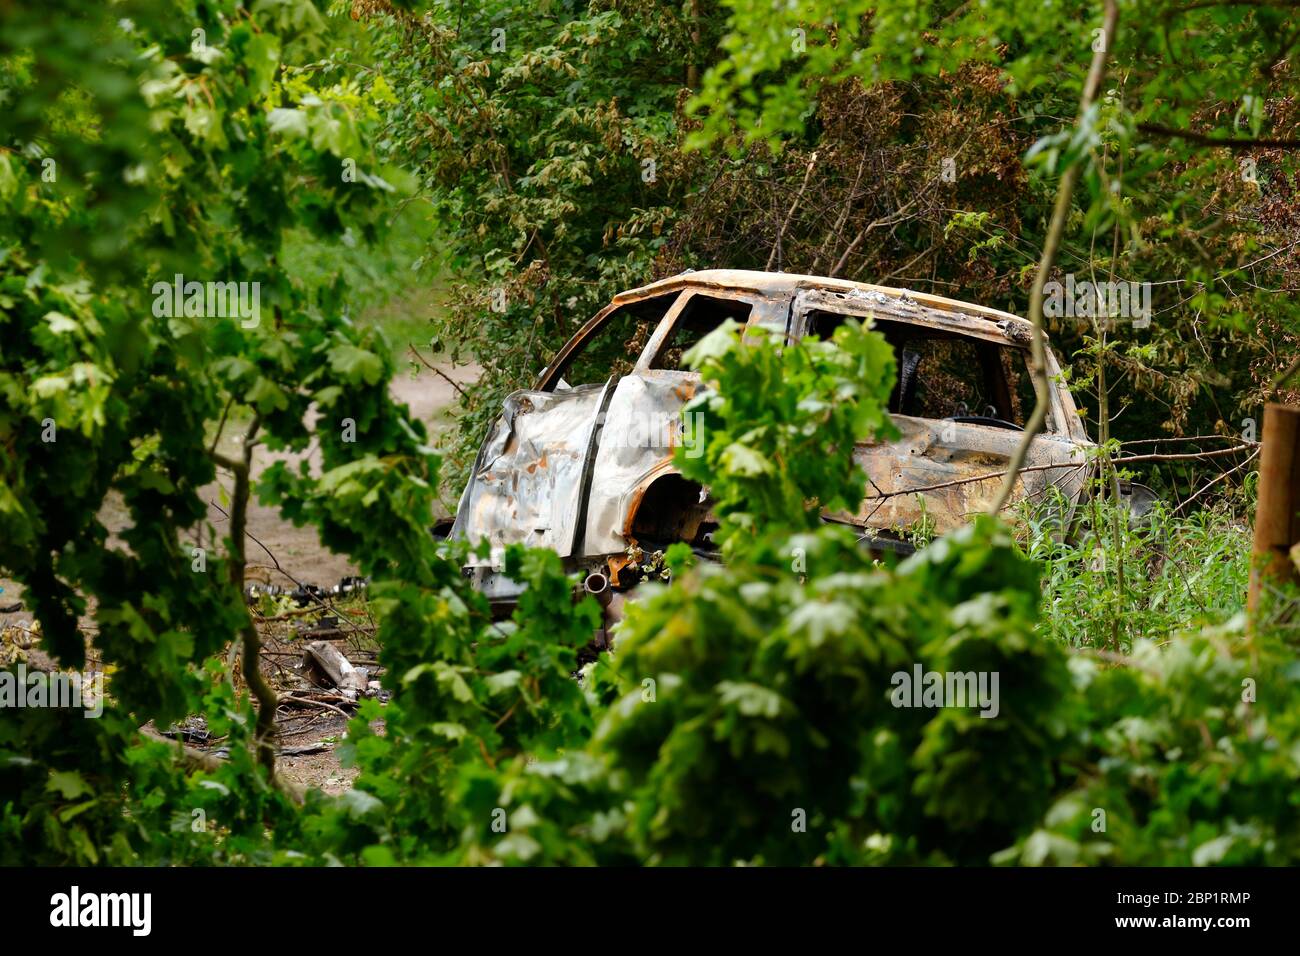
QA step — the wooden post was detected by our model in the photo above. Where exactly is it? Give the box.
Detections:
[1248,403,1300,621]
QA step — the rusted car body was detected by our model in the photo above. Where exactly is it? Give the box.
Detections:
[451,270,1093,606]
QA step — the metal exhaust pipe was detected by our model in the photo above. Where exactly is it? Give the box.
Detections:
[582,570,611,607]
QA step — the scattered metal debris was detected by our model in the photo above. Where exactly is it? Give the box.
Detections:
[332,576,368,597]
[244,576,368,608]
[301,640,369,701]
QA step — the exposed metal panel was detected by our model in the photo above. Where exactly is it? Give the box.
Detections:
[792,286,1035,347]
[582,372,699,556]
[620,269,1035,332]
[450,382,608,566]
[849,416,1087,535]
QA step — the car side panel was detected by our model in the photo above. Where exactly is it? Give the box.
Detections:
[450,382,611,565]
[848,416,1087,534]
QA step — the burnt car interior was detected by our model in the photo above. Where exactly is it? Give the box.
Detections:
[652,293,754,370]
[628,472,717,554]
[804,310,1037,430]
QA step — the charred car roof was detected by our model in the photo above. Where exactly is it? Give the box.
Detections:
[616,269,1039,341]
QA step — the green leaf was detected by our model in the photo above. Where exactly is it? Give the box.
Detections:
[328,344,385,386]
[720,442,770,476]
[43,312,78,335]
[47,770,93,800]
[267,108,309,138]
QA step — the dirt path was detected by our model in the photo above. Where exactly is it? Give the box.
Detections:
[207,362,478,588]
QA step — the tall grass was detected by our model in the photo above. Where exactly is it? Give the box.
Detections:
[1022,493,1252,651]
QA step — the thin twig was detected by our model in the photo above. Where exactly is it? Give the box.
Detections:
[277,695,355,720]
[767,151,819,271]
[408,343,469,398]
[1175,448,1260,514]
[1138,123,1300,150]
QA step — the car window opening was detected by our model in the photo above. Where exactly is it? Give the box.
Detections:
[554,292,680,389]
[652,294,754,370]
[804,310,1036,429]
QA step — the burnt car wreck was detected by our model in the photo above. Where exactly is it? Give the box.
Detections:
[450,270,1097,610]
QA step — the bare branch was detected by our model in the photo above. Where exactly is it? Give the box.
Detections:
[408,343,469,398]
[767,151,819,271]
[1138,123,1300,150]
[988,0,1119,515]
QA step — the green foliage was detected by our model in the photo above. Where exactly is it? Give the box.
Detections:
[298,544,607,864]
[350,0,1300,479]
[0,0,428,861]
[352,0,712,482]
[119,663,307,866]
[1001,620,1300,866]
[676,317,897,553]
[1029,496,1253,651]
[4,0,1298,871]
[687,0,1300,447]
[402,320,1300,868]
[585,517,1069,865]
[562,323,1067,864]
[424,318,1072,865]
[689,0,1293,155]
